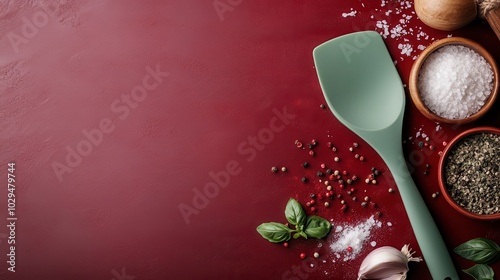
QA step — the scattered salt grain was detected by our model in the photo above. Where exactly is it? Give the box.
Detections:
[418,45,494,119]
[329,215,381,261]
[387,222,393,227]
[342,10,357,17]
[370,241,377,247]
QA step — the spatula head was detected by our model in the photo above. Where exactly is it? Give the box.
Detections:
[313,31,405,133]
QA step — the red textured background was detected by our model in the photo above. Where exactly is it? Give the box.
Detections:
[0,1,499,279]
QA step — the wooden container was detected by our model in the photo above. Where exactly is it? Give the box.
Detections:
[409,37,499,125]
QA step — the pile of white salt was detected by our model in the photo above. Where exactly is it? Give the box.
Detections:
[418,45,494,120]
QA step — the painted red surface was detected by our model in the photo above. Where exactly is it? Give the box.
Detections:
[0,1,499,279]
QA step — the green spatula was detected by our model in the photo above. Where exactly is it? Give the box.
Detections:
[313,31,458,280]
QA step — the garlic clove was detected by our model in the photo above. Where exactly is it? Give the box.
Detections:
[358,245,422,280]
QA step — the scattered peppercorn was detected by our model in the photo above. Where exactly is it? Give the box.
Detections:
[283,242,289,248]
[303,162,309,168]
[320,104,326,109]
[326,169,333,175]
[317,171,324,177]
[300,253,306,259]
[271,166,278,173]
[309,150,315,157]
[281,167,287,172]
[324,202,330,207]
[314,252,320,258]
[295,140,303,148]
[388,188,394,193]
[302,177,308,183]
[361,202,368,207]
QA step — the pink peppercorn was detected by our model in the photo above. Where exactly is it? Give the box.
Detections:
[309,150,315,157]
[311,207,317,212]
[320,163,326,169]
[295,140,303,148]
[283,242,289,248]
[327,142,333,148]
[300,253,306,259]
[347,246,353,252]
[359,156,365,161]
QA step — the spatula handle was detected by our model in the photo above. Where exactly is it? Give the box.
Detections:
[386,155,459,280]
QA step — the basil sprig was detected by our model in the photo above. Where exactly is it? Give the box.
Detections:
[256,198,331,243]
[454,238,500,264]
[454,238,499,280]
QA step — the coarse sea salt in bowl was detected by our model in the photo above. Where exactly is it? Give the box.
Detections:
[409,37,499,124]
[438,127,500,220]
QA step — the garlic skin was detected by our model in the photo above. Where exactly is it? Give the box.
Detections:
[358,245,423,280]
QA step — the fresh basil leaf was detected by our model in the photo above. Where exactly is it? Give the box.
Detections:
[300,231,308,239]
[293,232,301,239]
[304,216,331,239]
[285,198,306,227]
[462,264,494,280]
[256,222,291,243]
[454,238,500,264]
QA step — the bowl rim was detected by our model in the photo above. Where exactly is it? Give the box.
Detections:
[409,37,499,125]
[438,126,500,220]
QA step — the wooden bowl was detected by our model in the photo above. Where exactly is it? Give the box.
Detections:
[438,127,500,220]
[409,37,499,125]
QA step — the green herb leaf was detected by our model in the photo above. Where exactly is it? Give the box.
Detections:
[304,216,331,239]
[462,264,494,280]
[454,238,500,264]
[300,231,308,239]
[285,198,306,226]
[293,232,301,239]
[256,222,292,243]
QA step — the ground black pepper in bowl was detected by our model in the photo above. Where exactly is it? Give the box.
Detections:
[444,132,500,216]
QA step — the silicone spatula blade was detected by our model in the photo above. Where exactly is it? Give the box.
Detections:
[313,31,458,280]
